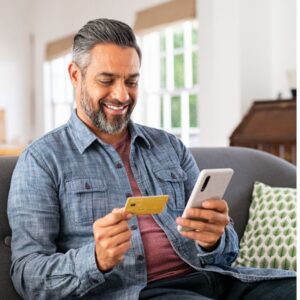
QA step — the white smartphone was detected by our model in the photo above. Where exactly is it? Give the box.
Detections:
[177,168,234,232]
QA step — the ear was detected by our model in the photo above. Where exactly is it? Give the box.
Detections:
[68,62,81,87]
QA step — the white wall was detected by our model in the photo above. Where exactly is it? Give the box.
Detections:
[240,0,296,115]
[240,0,273,115]
[270,0,296,100]
[197,0,296,147]
[197,0,241,147]
[0,0,34,144]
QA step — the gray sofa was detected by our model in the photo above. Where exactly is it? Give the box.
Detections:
[0,147,296,299]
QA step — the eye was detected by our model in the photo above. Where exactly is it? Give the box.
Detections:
[98,80,113,86]
[126,80,138,87]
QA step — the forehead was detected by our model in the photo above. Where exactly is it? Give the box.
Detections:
[87,43,140,76]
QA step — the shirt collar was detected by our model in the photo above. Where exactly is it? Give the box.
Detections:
[68,110,151,154]
[128,121,151,149]
[68,110,98,154]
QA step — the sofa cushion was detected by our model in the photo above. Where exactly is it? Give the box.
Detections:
[233,181,296,271]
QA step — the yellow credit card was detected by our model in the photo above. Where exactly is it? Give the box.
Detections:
[124,195,169,215]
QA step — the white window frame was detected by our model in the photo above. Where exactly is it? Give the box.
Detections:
[137,20,199,146]
[44,53,74,131]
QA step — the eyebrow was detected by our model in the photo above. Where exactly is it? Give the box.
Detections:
[96,72,140,79]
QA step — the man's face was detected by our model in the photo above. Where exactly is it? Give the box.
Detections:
[71,43,140,135]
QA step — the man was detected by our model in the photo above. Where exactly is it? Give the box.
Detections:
[8,18,295,300]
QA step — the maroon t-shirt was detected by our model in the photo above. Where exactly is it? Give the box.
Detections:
[112,132,194,282]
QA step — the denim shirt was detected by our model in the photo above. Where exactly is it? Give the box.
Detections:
[8,111,295,300]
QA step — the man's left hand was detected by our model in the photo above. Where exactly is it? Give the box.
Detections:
[176,199,230,250]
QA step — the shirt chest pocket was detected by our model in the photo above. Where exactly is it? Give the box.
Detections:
[153,167,187,211]
[65,178,108,225]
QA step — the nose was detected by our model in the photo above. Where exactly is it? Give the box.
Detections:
[111,81,130,102]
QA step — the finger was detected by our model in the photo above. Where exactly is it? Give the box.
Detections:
[112,207,124,213]
[112,207,133,220]
[94,220,131,240]
[96,241,131,271]
[177,217,226,234]
[99,230,132,250]
[94,209,132,228]
[106,240,132,259]
[201,199,229,213]
[184,208,230,225]
[109,229,132,248]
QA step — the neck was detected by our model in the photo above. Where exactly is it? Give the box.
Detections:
[96,127,129,145]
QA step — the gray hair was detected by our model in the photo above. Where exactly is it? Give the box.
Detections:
[72,18,141,74]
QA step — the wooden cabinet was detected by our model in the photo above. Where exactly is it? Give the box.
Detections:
[230,99,296,164]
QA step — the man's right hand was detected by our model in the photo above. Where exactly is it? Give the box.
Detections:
[93,208,133,272]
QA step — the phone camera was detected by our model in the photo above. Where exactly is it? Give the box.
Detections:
[201,176,210,191]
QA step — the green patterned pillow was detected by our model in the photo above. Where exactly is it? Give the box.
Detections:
[233,181,296,271]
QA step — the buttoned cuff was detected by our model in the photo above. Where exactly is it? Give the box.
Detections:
[74,242,106,295]
[195,232,226,265]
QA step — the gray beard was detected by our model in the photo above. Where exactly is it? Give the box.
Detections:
[80,83,132,135]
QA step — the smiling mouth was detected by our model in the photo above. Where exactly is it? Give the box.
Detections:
[103,103,130,115]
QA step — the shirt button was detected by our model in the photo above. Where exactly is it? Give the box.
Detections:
[171,172,177,180]
[131,225,138,230]
[115,163,123,169]
[137,255,144,261]
[4,236,11,247]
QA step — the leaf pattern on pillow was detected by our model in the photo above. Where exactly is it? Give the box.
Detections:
[232,181,296,271]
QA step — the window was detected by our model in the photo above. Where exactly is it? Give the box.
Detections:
[138,20,199,146]
[44,53,74,131]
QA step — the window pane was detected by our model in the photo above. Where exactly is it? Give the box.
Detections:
[192,51,198,85]
[174,54,184,87]
[192,25,198,45]
[160,57,166,88]
[137,20,199,144]
[189,94,198,127]
[160,96,164,127]
[160,33,166,52]
[173,29,184,49]
[51,57,67,103]
[171,96,181,128]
